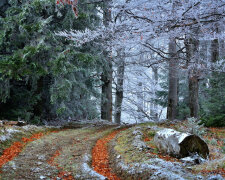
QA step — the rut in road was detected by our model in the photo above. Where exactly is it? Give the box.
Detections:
[0,126,117,180]
[92,129,126,180]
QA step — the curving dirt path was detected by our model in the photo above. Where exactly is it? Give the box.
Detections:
[0,126,119,180]
[1,124,222,180]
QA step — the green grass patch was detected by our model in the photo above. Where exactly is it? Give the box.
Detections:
[115,127,151,164]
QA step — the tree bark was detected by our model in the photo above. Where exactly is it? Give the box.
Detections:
[33,75,52,120]
[101,62,112,121]
[211,38,219,63]
[185,37,200,118]
[167,38,178,120]
[154,128,209,159]
[189,76,199,118]
[101,0,112,121]
[114,56,125,124]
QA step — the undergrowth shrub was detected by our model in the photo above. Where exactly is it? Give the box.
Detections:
[201,115,225,127]
[187,117,206,137]
[221,146,225,154]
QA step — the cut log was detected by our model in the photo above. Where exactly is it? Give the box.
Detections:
[1,120,26,126]
[17,121,27,126]
[3,120,18,126]
[153,128,209,159]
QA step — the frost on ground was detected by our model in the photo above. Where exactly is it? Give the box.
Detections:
[111,139,203,180]
[132,127,149,151]
[45,118,117,127]
[0,122,224,180]
[0,123,119,180]
[110,124,225,180]
[0,128,20,141]
[113,151,202,179]
[76,154,106,180]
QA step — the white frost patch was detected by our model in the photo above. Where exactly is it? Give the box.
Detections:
[22,125,43,131]
[0,128,21,142]
[132,128,148,151]
[39,175,46,179]
[149,170,186,180]
[6,128,20,133]
[0,135,10,141]
[207,175,224,180]
[78,154,106,180]
[117,158,200,179]
[156,128,190,143]
[38,155,46,161]
[7,161,17,170]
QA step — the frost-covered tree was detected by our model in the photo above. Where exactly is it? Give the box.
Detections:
[56,0,225,123]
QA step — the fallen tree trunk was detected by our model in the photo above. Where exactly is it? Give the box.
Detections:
[0,120,26,126]
[154,128,209,159]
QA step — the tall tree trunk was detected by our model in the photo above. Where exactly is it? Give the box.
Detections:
[114,56,125,124]
[186,37,200,118]
[211,38,219,63]
[167,38,178,120]
[188,76,199,118]
[101,68,112,121]
[210,33,219,90]
[33,75,52,120]
[101,0,112,121]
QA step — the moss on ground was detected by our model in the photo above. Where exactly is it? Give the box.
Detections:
[114,125,156,164]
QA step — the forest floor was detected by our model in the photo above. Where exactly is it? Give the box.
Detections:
[0,120,224,180]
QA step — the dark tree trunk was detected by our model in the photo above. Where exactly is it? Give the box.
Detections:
[33,75,52,120]
[33,77,44,117]
[189,76,199,118]
[185,37,200,118]
[211,38,219,63]
[167,38,178,120]
[114,57,125,124]
[101,0,113,121]
[101,64,112,121]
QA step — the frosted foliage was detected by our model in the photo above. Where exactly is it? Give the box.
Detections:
[55,0,225,76]
[187,117,206,137]
[55,0,225,122]
[56,0,225,51]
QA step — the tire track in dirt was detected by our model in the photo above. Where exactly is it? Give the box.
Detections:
[46,127,114,180]
[48,149,75,180]
[0,126,121,179]
[0,132,46,171]
[92,128,126,180]
[0,130,68,180]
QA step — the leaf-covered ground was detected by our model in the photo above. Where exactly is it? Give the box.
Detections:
[0,121,224,180]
